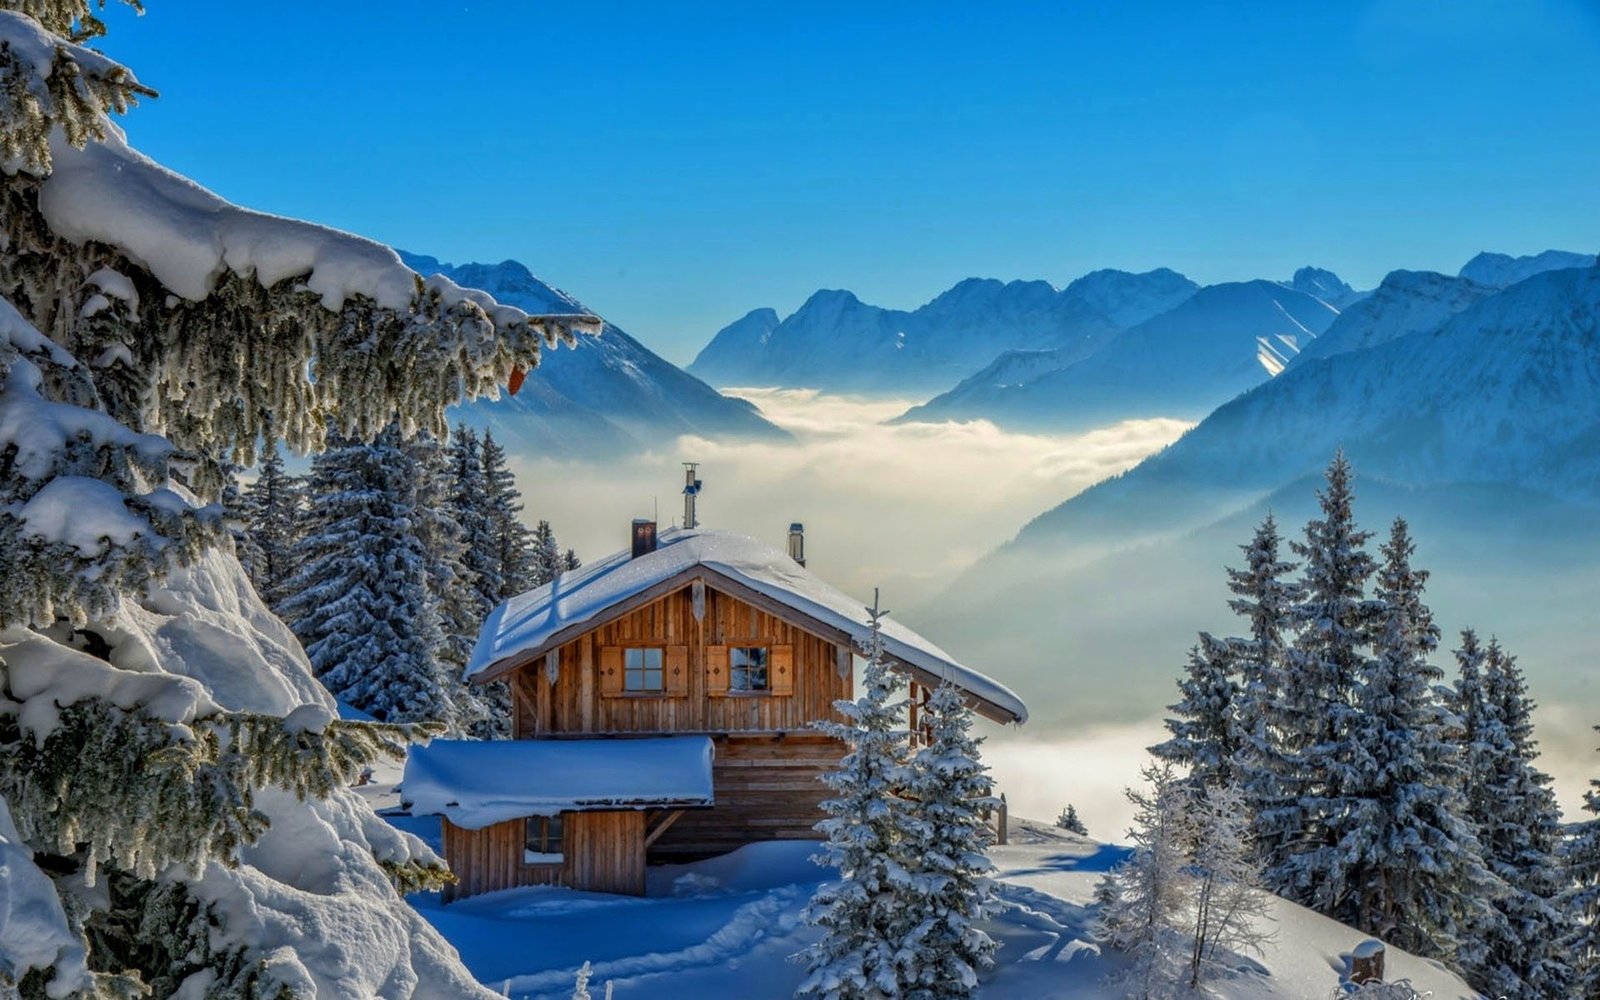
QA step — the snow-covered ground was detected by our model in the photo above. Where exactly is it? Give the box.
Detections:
[370,799,1476,1000]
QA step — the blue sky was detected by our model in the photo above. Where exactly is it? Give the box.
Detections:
[102,1,1599,364]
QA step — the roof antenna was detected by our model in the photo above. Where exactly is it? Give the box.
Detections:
[682,462,702,530]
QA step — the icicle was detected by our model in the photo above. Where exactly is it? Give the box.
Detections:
[691,579,706,623]
[545,649,560,688]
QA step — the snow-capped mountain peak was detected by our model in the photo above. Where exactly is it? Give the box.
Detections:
[1457,248,1596,289]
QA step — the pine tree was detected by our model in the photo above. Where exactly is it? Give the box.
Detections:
[1453,637,1576,997]
[280,426,459,728]
[799,595,919,1000]
[1096,761,1192,1000]
[1273,451,1379,905]
[896,681,999,999]
[1562,725,1600,999]
[448,424,502,613]
[531,519,564,587]
[564,548,582,572]
[1332,519,1494,964]
[1150,634,1240,791]
[1056,804,1088,836]
[1224,513,1303,877]
[481,429,536,598]
[0,6,600,988]
[239,438,303,612]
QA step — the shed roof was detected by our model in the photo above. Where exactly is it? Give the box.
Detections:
[402,736,715,830]
[465,527,1027,724]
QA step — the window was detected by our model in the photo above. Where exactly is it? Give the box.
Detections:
[624,647,664,692]
[525,814,564,864]
[730,646,770,692]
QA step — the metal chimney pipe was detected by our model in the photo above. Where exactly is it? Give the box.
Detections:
[787,523,805,566]
[682,463,702,530]
[631,519,657,559]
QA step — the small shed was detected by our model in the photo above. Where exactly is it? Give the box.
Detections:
[403,735,715,898]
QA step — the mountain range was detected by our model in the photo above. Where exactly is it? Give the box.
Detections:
[399,253,789,458]
[910,257,1600,731]
[689,268,1198,395]
[896,278,1339,431]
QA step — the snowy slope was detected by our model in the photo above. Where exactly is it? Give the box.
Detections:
[1458,248,1594,288]
[689,269,1198,395]
[400,254,789,458]
[1288,269,1497,368]
[398,834,1475,999]
[899,279,1339,431]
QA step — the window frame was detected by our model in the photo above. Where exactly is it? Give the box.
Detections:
[623,646,666,693]
[728,644,772,694]
[524,813,564,866]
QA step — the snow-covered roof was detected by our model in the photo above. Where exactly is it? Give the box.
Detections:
[466,528,1028,724]
[402,736,715,829]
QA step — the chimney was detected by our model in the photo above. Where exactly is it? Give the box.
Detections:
[631,519,657,559]
[682,462,703,530]
[788,522,805,566]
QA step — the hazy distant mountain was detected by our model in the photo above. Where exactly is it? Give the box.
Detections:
[1458,248,1594,289]
[1288,269,1496,368]
[401,254,789,458]
[1282,265,1366,309]
[916,263,1600,728]
[897,279,1339,431]
[689,269,1198,395]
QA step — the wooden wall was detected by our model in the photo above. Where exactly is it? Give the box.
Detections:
[649,732,844,861]
[440,817,561,903]
[509,581,851,737]
[442,811,648,901]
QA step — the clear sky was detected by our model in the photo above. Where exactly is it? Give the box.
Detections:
[100,0,1599,364]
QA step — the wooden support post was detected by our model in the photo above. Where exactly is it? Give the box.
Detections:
[1349,940,1385,985]
[996,792,1008,846]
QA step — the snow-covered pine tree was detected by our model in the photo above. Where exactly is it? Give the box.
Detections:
[895,681,999,999]
[481,429,536,598]
[1333,519,1494,965]
[279,426,460,729]
[1150,634,1240,791]
[1273,451,1379,906]
[1095,761,1192,1000]
[1056,804,1088,836]
[448,424,502,613]
[1184,782,1273,991]
[240,438,303,612]
[1452,637,1576,997]
[1562,725,1600,999]
[564,548,582,572]
[1,7,595,990]
[799,594,918,1000]
[1223,512,1303,877]
[531,519,564,587]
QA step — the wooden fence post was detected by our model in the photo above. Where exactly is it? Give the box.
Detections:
[1349,939,1385,985]
[995,792,1008,846]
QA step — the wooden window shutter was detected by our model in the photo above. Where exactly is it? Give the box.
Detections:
[666,645,689,696]
[705,644,729,697]
[770,644,795,696]
[599,646,623,697]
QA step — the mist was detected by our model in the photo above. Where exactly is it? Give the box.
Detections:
[507,388,1189,608]
[503,390,1598,838]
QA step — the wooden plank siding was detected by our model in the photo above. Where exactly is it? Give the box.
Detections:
[441,811,648,899]
[440,817,562,903]
[509,583,851,737]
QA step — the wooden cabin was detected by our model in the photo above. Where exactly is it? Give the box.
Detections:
[406,521,1028,901]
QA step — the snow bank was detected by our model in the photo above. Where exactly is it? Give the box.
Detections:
[468,527,1028,724]
[403,736,715,829]
[0,795,89,996]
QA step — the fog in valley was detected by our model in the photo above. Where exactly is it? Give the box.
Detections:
[507,390,1600,841]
